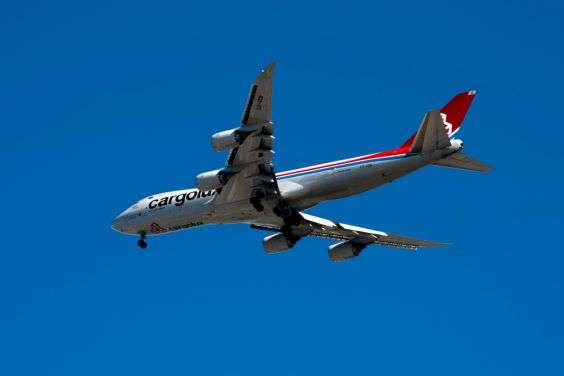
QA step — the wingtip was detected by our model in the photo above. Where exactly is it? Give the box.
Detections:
[256,62,276,80]
[417,239,451,248]
[423,242,450,249]
[262,61,276,73]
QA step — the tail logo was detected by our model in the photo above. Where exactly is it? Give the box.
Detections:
[441,112,455,137]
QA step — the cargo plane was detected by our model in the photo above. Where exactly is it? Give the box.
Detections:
[111,63,490,261]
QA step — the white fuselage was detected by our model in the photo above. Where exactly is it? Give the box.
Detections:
[111,147,455,236]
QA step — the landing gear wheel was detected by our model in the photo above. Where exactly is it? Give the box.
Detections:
[274,203,302,227]
[250,197,264,212]
[283,213,301,227]
[137,233,147,249]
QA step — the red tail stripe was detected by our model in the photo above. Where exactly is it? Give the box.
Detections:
[441,90,476,136]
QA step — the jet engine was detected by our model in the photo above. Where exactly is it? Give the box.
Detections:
[211,122,274,152]
[328,240,366,262]
[195,169,233,191]
[211,128,245,152]
[263,233,300,254]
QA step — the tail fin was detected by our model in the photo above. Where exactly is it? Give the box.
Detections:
[401,90,477,151]
[409,110,451,153]
[441,90,476,137]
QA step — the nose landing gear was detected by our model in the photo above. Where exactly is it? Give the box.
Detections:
[137,232,147,249]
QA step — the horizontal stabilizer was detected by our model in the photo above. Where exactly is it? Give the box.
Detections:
[433,152,492,172]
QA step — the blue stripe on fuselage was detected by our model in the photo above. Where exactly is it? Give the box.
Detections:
[276,154,409,180]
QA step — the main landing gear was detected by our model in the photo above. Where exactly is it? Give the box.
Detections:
[250,196,264,212]
[250,190,265,212]
[273,203,302,227]
[137,232,147,249]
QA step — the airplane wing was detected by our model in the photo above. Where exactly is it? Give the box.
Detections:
[251,212,446,259]
[213,62,279,207]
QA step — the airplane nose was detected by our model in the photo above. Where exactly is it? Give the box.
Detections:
[111,217,120,231]
[111,214,126,232]
[112,204,143,234]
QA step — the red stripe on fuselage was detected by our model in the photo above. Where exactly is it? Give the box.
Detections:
[276,145,411,178]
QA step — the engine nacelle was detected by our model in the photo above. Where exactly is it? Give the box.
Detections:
[211,128,243,152]
[195,169,232,191]
[263,233,299,254]
[328,240,366,262]
[211,122,274,152]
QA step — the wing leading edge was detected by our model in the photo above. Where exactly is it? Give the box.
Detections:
[251,212,447,261]
[213,63,279,206]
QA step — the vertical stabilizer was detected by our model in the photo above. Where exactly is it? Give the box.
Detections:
[410,110,451,153]
[440,90,476,137]
[401,90,477,151]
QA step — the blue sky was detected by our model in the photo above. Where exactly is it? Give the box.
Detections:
[1,1,563,374]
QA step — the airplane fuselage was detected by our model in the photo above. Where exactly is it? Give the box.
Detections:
[111,145,457,236]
